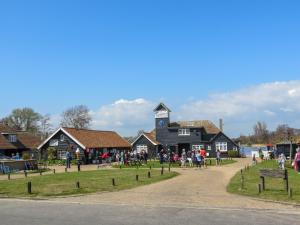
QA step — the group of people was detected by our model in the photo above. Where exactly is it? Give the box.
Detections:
[159,148,222,168]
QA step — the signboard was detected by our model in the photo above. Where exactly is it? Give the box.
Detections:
[155,110,169,119]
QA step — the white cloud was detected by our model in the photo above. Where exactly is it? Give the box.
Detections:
[91,98,155,136]
[179,80,300,137]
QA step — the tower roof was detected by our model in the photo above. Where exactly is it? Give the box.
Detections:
[153,103,171,112]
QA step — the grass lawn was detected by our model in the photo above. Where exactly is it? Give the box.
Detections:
[227,160,300,203]
[113,158,237,169]
[0,169,177,198]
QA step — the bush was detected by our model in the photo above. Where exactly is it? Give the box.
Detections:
[228,150,240,158]
[47,147,57,160]
[22,152,30,160]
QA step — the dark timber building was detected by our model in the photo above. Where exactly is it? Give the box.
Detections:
[132,103,239,157]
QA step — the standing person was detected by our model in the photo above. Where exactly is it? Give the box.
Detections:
[216,150,221,166]
[120,151,124,165]
[278,153,286,170]
[181,149,187,168]
[66,150,72,169]
[115,152,120,165]
[144,151,148,164]
[196,150,202,169]
[293,147,300,173]
[200,148,207,168]
[159,150,164,165]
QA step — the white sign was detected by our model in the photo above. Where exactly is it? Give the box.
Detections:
[155,110,169,118]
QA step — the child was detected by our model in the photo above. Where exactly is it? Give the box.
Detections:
[278,153,286,170]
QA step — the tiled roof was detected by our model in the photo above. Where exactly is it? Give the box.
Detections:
[63,127,131,149]
[0,135,17,149]
[170,120,221,134]
[144,132,160,145]
[0,123,41,150]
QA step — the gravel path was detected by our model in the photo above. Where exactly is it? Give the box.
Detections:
[50,158,299,212]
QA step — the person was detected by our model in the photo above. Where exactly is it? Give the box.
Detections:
[252,154,257,166]
[216,150,221,166]
[200,148,207,168]
[181,149,187,168]
[159,150,164,165]
[115,152,120,165]
[66,150,72,169]
[278,153,286,170]
[120,151,124,165]
[196,150,202,168]
[144,151,148,164]
[293,147,300,173]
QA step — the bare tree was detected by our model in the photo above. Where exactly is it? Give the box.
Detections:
[61,105,92,129]
[39,114,53,140]
[253,121,269,144]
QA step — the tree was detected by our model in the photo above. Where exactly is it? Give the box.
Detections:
[3,108,42,134]
[61,105,92,129]
[253,121,269,144]
[39,114,53,140]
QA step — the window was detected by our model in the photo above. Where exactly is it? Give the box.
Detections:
[60,134,65,142]
[206,145,212,151]
[8,135,17,143]
[58,150,67,159]
[216,142,227,152]
[49,139,59,147]
[178,129,190,136]
[136,145,148,153]
[192,145,204,151]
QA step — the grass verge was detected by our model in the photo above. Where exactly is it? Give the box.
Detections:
[227,160,300,203]
[0,169,177,198]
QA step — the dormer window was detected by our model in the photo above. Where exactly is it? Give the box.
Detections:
[8,135,17,143]
[178,129,190,136]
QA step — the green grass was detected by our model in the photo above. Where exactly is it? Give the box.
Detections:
[227,160,300,203]
[0,169,178,198]
[113,158,236,169]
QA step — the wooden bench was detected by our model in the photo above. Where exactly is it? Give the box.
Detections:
[259,169,288,192]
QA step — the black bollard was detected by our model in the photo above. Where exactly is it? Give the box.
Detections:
[8,173,10,180]
[77,164,81,172]
[136,174,139,181]
[148,171,151,178]
[258,183,262,194]
[169,163,171,172]
[161,167,164,175]
[112,178,116,186]
[76,181,80,189]
[27,182,32,194]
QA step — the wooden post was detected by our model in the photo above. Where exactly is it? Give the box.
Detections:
[260,176,265,191]
[209,159,212,166]
[168,163,171,172]
[24,171,27,178]
[76,181,80,189]
[148,171,151,178]
[136,174,139,181]
[161,167,164,175]
[240,169,243,175]
[112,178,116,186]
[8,173,10,180]
[284,169,289,192]
[288,188,293,199]
[240,175,244,189]
[53,169,56,174]
[27,182,32,194]
[65,168,67,173]
[258,183,262,194]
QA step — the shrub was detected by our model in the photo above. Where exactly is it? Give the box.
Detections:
[22,152,30,160]
[228,150,240,158]
[47,147,57,160]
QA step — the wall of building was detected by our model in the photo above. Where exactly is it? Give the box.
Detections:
[132,136,157,158]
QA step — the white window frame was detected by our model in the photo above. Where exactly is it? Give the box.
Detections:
[178,129,191,136]
[8,135,17,143]
[60,134,65,142]
[49,139,59,147]
[192,145,204,151]
[216,142,227,152]
[136,145,148,153]
[58,150,67,159]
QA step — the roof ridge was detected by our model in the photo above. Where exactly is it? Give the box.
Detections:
[63,127,116,133]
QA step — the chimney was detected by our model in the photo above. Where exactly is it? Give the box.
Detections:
[219,119,224,132]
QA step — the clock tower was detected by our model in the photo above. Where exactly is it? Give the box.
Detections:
[154,103,171,144]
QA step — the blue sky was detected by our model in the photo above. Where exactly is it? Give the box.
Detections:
[1,0,300,136]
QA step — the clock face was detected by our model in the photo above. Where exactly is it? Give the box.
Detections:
[159,120,165,128]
